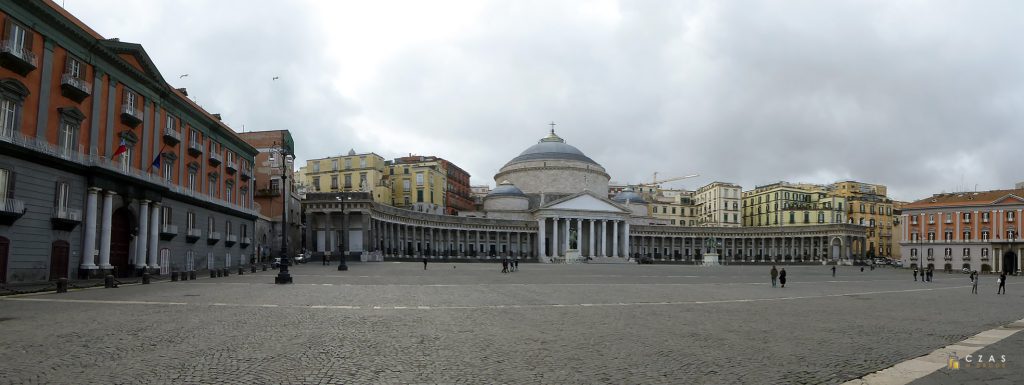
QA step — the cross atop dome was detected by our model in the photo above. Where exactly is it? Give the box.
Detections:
[540,121,565,143]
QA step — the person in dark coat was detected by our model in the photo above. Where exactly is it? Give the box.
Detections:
[779,268,787,288]
[832,265,836,277]
[913,269,918,281]
[422,258,428,270]
[770,266,778,288]
[971,271,979,294]
[502,258,509,273]
[514,259,519,271]
[998,272,1007,294]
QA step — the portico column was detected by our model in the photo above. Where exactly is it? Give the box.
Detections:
[599,220,607,257]
[611,220,619,258]
[148,202,160,268]
[588,219,595,257]
[80,188,100,269]
[136,200,150,268]
[552,217,559,257]
[623,222,630,258]
[98,191,116,269]
[537,218,546,258]
[563,218,570,252]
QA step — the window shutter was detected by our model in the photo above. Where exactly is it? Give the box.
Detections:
[7,171,15,199]
[2,18,11,41]
[53,181,61,207]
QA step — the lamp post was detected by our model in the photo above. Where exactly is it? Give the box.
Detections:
[275,144,294,284]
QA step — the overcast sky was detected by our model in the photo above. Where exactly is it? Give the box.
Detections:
[65,0,1024,202]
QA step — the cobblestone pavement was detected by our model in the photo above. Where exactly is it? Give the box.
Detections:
[911,322,1024,385]
[0,263,1021,384]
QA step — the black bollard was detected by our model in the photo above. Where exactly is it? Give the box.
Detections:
[211,269,217,278]
[56,277,68,293]
[238,267,244,275]
[262,264,268,271]
[104,275,117,288]
[142,272,151,285]
[189,271,196,280]
[171,271,179,281]
[223,268,229,277]
[251,264,257,273]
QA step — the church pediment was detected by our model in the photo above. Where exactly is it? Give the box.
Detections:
[543,191,628,213]
[991,194,1024,205]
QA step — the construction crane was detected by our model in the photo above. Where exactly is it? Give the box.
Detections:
[639,172,700,187]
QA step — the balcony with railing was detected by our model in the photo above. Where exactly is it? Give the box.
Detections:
[186,227,201,243]
[163,127,182,145]
[0,39,37,74]
[121,103,143,126]
[209,152,222,166]
[240,168,251,181]
[207,231,221,244]
[255,187,280,197]
[0,198,27,225]
[240,236,251,247]
[60,73,91,101]
[225,160,237,174]
[188,139,203,156]
[225,234,238,246]
[50,206,82,230]
[0,129,258,217]
[160,224,178,240]
[962,256,971,261]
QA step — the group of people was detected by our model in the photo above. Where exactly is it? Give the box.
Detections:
[502,258,519,273]
[970,270,1009,294]
[769,266,787,288]
[913,267,935,282]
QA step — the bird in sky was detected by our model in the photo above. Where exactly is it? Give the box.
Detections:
[272,76,279,81]
[179,74,189,78]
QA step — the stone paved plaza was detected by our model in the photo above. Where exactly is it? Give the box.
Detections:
[0,262,1022,384]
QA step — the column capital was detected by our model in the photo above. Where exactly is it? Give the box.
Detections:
[104,190,117,197]
[88,187,102,194]
[140,199,151,205]
[151,201,162,207]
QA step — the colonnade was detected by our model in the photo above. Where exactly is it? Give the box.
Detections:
[627,233,867,262]
[79,187,163,271]
[537,217,629,259]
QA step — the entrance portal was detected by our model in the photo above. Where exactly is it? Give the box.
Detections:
[1003,251,1018,274]
[110,208,134,277]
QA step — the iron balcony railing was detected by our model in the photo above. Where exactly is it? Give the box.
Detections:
[0,39,37,67]
[0,129,257,217]
[52,207,82,221]
[60,73,91,96]
[0,198,26,214]
[161,224,178,234]
[187,228,202,237]
[209,152,222,165]
[163,127,182,143]
[226,234,238,243]
[121,103,142,122]
[208,231,222,241]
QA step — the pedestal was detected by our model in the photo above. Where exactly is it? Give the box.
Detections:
[565,249,584,264]
[703,253,720,266]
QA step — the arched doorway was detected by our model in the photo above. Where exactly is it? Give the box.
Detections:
[1003,251,1017,274]
[0,236,9,284]
[49,240,69,280]
[110,208,134,277]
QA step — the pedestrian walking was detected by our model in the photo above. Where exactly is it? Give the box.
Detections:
[832,265,836,277]
[514,259,519,271]
[860,266,864,272]
[927,268,933,282]
[770,266,778,288]
[972,271,979,294]
[423,258,428,270]
[322,252,329,266]
[779,268,787,288]
[501,258,509,273]
[997,272,1007,294]
[913,269,918,281]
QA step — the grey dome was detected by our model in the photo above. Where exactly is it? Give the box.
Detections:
[487,180,526,197]
[503,130,600,167]
[612,188,647,204]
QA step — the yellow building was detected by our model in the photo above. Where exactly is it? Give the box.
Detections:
[830,181,895,258]
[387,156,447,212]
[743,182,846,227]
[647,188,697,226]
[297,149,392,204]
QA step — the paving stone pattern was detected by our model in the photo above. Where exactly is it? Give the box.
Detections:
[0,263,1021,384]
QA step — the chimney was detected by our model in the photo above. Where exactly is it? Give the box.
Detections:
[212,113,221,121]
[176,88,188,96]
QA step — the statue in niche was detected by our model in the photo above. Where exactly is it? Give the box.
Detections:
[570,227,578,250]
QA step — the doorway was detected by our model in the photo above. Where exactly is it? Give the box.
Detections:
[1003,251,1018,273]
[49,240,69,280]
[110,208,134,277]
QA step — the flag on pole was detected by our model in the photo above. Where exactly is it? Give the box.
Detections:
[111,139,128,159]
[149,144,167,172]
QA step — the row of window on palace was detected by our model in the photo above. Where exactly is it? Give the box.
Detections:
[311,157,369,172]
[909,230,1018,242]
[0,15,252,184]
[908,248,991,258]
[909,211,1014,225]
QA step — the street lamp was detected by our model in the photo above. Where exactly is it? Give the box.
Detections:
[274,144,294,284]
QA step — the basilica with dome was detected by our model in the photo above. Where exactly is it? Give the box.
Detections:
[301,130,868,264]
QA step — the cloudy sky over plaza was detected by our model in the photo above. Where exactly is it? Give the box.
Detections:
[66,0,1023,202]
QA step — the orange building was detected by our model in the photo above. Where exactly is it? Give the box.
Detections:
[0,1,257,283]
[900,188,1024,274]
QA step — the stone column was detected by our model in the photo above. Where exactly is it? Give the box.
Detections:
[563,218,571,253]
[362,214,371,253]
[148,202,160,269]
[611,220,619,258]
[136,200,150,268]
[599,220,606,257]
[551,218,559,258]
[80,188,100,269]
[537,218,546,258]
[98,191,116,269]
[623,222,630,258]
